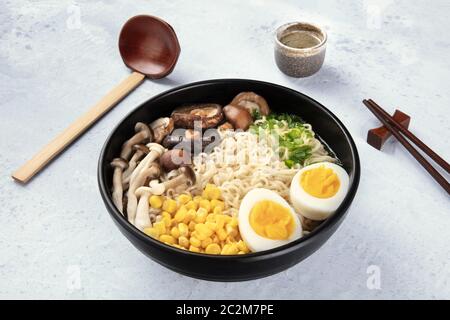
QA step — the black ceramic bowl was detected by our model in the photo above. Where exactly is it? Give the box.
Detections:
[98,79,360,281]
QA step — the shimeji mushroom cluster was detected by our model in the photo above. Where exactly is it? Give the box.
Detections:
[110,117,195,229]
[110,92,273,253]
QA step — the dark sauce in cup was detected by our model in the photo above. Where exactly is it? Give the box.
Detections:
[280,31,322,49]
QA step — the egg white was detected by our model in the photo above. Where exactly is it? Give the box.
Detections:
[238,188,302,252]
[290,162,349,221]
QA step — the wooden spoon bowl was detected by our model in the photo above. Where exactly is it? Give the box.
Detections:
[119,15,180,78]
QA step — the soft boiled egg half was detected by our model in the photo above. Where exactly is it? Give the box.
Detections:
[238,188,302,252]
[290,162,349,221]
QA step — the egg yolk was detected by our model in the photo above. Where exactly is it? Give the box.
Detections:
[249,200,295,240]
[300,166,340,198]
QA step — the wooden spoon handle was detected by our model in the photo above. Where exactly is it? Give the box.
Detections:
[12,71,146,184]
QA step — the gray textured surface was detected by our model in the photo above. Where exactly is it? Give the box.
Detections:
[1,0,449,299]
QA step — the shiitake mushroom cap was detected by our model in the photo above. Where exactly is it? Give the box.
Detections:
[223,104,253,130]
[230,91,270,116]
[171,103,224,129]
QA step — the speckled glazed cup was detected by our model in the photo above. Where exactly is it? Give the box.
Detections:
[275,22,327,78]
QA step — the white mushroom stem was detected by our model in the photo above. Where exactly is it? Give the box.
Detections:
[126,164,161,224]
[134,187,153,231]
[122,145,149,189]
[129,143,165,184]
[110,158,128,214]
[140,166,196,196]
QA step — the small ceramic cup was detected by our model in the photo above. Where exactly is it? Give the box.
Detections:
[274,22,327,78]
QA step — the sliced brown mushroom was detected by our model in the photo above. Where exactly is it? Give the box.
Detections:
[160,149,191,172]
[223,104,253,130]
[110,158,128,214]
[230,92,270,116]
[162,134,216,150]
[140,166,196,196]
[149,117,174,143]
[122,144,149,188]
[120,122,154,160]
[171,103,224,129]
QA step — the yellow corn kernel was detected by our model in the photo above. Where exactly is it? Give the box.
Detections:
[206,213,217,223]
[143,227,159,238]
[201,237,213,248]
[217,228,227,241]
[190,237,201,248]
[184,209,196,224]
[213,206,223,215]
[238,251,246,254]
[210,199,225,211]
[170,227,180,239]
[205,243,221,254]
[229,243,239,255]
[202,184,220,199]
[178,236,190,248]
[195,208,208,223]
[237,240,249,253]
[193,195,203,204]
[174,206,187,222]
[161,211,171,219]
[188,221,196,232]
[221,243,239,255]
[161,211,171,227]
[223,215,232,223]
[211,234,220,244]
[172,244,184,250]
[177,194,191,205]
[178,223,189,237]
[159,234,175,245]
[208,188,221,200]
[221,244,231,255]
[199,199,211,212]
[162,198,177,214]
[153,221,166,235]
[162,217,171,228]
[226,224,238,237]
[215,215,226,229]
[226,235,236,244]
[185,200,198,211]
[189,245,200,253]
[205,221,218,231]
[149,195,164,209]
[195,223,214,240]
[229,217,238,227]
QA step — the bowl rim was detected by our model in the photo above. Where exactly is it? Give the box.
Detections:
[98,78,360,260]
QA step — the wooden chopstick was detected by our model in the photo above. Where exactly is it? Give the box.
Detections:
[368,99,450,174]
[363,99,450,195]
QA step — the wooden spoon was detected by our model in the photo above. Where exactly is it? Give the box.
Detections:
[12,15,180,184]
